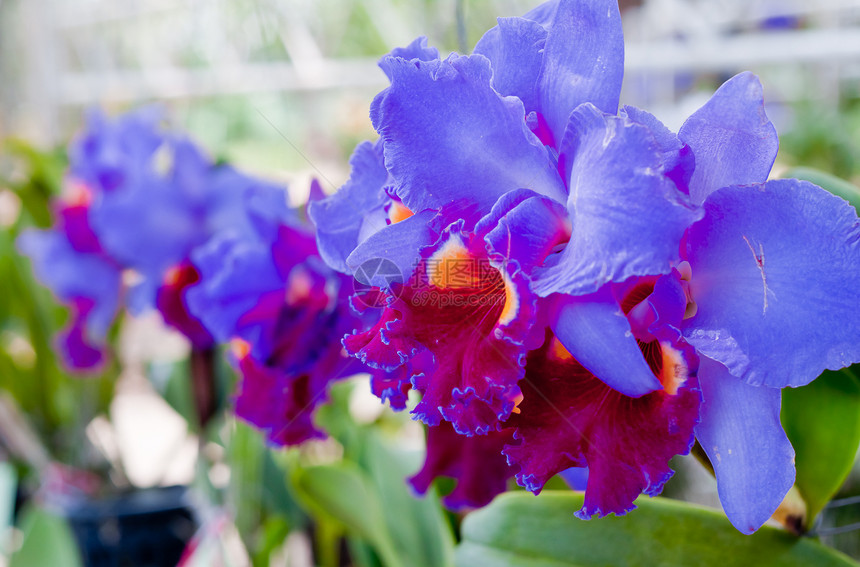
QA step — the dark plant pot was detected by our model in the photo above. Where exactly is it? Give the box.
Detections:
[63,485,197,567]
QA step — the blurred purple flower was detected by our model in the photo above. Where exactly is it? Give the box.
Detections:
[186,182,368,445]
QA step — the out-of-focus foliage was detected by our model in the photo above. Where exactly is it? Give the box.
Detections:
[288,382,455,567]
[783,366,860,529]
[0,140,116,474]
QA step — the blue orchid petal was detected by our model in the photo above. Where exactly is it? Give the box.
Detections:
[523,0,560,25]
[474,17,547,113]
[537,0,624,146]
[560,467,589,491]
[683,179,860,387]
[477,189,570,273]
[534,104,700,297]
[621,105,694,192]
[695,357,795,534]
[379,36,440,81]
[346,209,437,287]
[309,140,390,273]
[69,106,164,192]
[551,290,663,397]
[186,232,283,354]
[91,171,204,283]
[18,229,120,337]
[678,72,778,206]
[371,53,565,215]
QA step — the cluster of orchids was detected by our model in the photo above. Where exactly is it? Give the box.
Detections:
[22,0,860,536]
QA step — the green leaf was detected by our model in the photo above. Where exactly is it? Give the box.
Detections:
[10,506,82,567]
[782,366,860,525]
[455,492,859,567]
[291,462,400,567]
[362,432,455,567]
[782,166,860,214]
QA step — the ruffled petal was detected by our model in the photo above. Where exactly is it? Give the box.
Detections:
[474,17,547,113]
[309,140,390,273]
[537,0,624,145]
[378,36,440,80]
[504,333,700,518]
[621,105,694,193]
[683,179,860,387]
[371,53,565,215]
[678,72,778,205]
[550,290,663,397]
[345,219,536,435]
[534,104,700,296]
[369,351,434,411]
[694,357,795,534]
[410,422,515,510]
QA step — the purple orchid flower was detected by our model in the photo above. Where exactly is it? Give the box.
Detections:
[17,183,122,370]
[312,0,860,534]
[20,108,295,366]
[17,107,166,370]
[185,182,369,445]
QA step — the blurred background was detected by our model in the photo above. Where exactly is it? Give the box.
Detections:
[4,0,860,183]
[1,0,860,565]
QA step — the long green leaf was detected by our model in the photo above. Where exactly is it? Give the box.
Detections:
[291,462,400,567]
[456,492,859,567]
[10,506,82,567]
[362,432,455,567]
[782,366,860,525]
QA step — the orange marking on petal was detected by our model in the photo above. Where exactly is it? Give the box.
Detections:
[498,273,518,325]
[549,337,574,361]
[511,392,524,414]
[231,338,251,360]
[285,267,313,304]
[163,265,184,286]
[658,341,688,396]
[388,200,414,224]
[427,236,474,289]
[64,182,93,207]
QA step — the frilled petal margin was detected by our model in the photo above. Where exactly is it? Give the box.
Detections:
[504,333,700,519]
[678,72,778,206]
[683,179,860,388]
[371,53,565,215]
[344,221,536,435]
[410,421,515,510]
[694,357,795,534]
[407,225,534,435]
[534,103,700,297]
